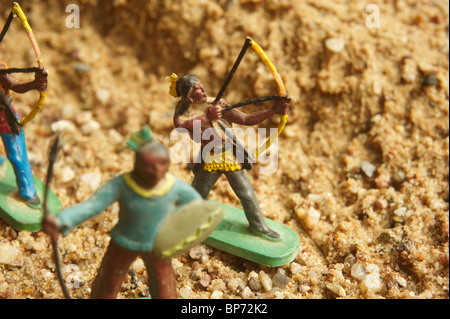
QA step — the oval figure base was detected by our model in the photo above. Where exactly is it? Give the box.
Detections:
[204,201,300,267]
[0,159,61,231]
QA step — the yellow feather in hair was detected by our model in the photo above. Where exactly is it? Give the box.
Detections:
[165,73,179,98]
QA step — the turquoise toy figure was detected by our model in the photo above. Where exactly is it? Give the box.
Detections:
[42,126,222,299]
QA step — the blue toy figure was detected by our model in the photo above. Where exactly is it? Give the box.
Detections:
[0,61,48,207]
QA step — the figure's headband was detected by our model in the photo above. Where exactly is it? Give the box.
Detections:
[126,125,153,150]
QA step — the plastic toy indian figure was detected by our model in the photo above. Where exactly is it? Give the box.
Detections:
[42,127,222,299]
[170,74,289,241]
[0,2,49,209]
[166,38,301,267]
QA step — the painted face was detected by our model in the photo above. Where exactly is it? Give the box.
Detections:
[135,151,170,188]
[188,80,207,103]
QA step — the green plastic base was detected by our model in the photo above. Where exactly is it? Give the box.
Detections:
[205,202,300,267]
[0,159,61,231]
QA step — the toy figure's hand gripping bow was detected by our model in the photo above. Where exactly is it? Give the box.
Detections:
[0,2,47,126]
[214,37,291,159]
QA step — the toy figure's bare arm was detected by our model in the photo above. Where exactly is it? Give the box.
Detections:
[222,99,290,126]
[173,113,210,132]
[0,62,47,93]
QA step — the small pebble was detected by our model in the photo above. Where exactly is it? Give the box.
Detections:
[360,273,383,293]
[57,166,76,183]
[240,286,255,299]
[198,273,211,288]
[422,72,437,86]
[73,62,92,73]
[392,171,406,184]
[80,172,102,191]
[248,276,262,291]
[351,262,367,280]
[210,279,226,292]
[96,88,111,105]
[259,271,273,292]
[131,258,145,273]
[75,111,92,125]
[61,103,76,119]
[273,269,290,288]
[189,245,212,260]
[343,254,357,271]
[360,161,376,178]
[326,282,346,297]
[81,120,101,135]
[50,120,76,133]
[375,173,390,189]
[325,37,345,53]
[179,285,192,299]
[374,198,388,210]
[210,290,223,299]
[0,243,19,265]
[303,207,321,229]
[227,277,245,294]
[290,262,302,275]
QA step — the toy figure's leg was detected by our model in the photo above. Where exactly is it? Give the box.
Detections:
[142,252,177,299]
[225,170,280,240]
[0,156,3,165]
[191,168,222,199]
[90,240,138,299]
[0,131,39,205]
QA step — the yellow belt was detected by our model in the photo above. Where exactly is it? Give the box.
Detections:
[203,148,242,172]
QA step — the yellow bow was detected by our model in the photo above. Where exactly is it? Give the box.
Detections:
[246,37,288,158]
[7,3,47,126]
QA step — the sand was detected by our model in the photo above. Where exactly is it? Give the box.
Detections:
[0,0,448,299]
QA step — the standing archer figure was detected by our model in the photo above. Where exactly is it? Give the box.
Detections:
[168,74,289,240]
[1,2,48,208]
[0,62,48,207]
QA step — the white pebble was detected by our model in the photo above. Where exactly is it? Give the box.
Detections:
[360,161,376,178]
[396,276,407,287]
[290,262,302,275]
[227,277,245,294]
[210,290,223,299]
[325,37,345,53]
[351,262,367,281]
[360,273,383,293]
[96,89,111,105]
[303,207,321,229]
[61,104,76,119]
[57,166,76,183]
[75,111,92,125]
[18,231,34,250]
[240,286,255,299]
[307,194,323,203]
[179,285,192,299]
[80,172,102,191]
[326,282,346,297]
[259,271,273,292]
[131,258,145,273]
[81,120,101,135]
[366,263,380,274]
[51,120,76,133]
[0,243,19,265]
